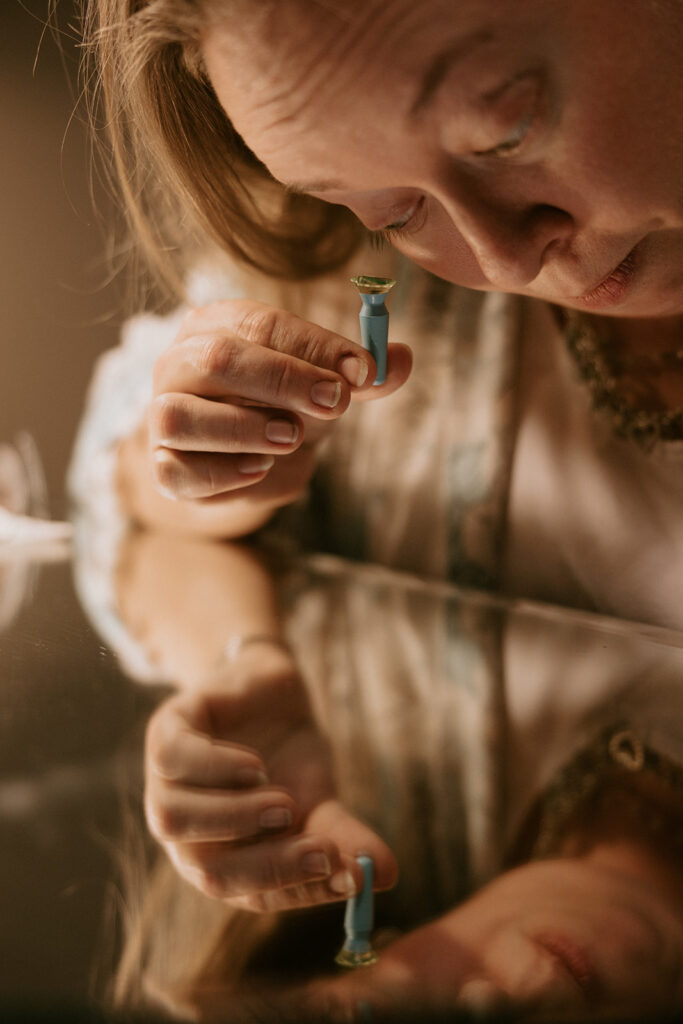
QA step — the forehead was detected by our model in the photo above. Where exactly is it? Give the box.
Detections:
[201,0,544,153]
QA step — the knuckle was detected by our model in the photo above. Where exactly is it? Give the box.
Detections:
[223,407,251,449]
[149,394,187,444]
[199,454,221,495]
[292,326,332,367]
[152,447,182,495]
[147,730,179,782]
[256,850,291,892]
[150,800,186,842]
[195,335,240,382]
[234,305,282,350]
[144,790,173,842]
[235,304,334,367]
[263,357,297,404]
[200,870,233,901]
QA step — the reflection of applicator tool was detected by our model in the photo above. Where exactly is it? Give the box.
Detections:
[335,855,378,968]
[350,276,397,386]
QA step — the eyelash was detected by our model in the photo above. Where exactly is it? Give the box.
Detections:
[373,196,426,245]
[473,105,537,158]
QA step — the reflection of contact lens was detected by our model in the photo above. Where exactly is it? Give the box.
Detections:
[335,947,379,969]
[335,855,378,969]
[350,275,397,295]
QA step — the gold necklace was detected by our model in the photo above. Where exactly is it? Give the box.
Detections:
[562,310,683,449]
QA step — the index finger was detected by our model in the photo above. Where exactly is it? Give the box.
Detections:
[176,300,376,386]
[146,696,267,788]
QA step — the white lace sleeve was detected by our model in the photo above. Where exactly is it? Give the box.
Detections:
[67,305,187,523]
[67,264,246,683]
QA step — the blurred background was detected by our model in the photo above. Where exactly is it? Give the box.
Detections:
[0,4,153,1006]
[1,0,124,515]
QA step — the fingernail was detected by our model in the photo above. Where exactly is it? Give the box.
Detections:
[237,767,268,787]
[238,454,275,475]
[328,869,357,896]
[311,380,341,409]
[265,418,298,444]
[301,851,332,877]
[259,806,293,830]
[338,356,368,388]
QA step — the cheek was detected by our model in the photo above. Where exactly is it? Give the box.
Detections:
[393,208,491,289]
[557,81,683,221]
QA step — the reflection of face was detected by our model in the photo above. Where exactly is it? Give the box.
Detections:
[314,858,683,1016]
[202,0,683,318]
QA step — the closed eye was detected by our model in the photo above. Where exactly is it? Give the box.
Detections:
[473,105,537,158]
[381,195,427,238]
[470,69,545,158]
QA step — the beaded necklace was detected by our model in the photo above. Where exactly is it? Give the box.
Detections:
[530,724,683,863]
[563,311,683,449]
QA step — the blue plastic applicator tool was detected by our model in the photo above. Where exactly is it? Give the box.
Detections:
[335,854,379,968]
[350,276,397,386]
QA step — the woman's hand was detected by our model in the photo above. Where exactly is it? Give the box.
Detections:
[144,661,398,912]
[143,300,411,527]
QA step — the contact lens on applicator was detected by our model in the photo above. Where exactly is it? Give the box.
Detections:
[350,276,396,385]
[335,855,379,968]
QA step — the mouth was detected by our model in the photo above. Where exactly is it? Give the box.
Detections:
[531,931,598,998]
[574,245,640,310]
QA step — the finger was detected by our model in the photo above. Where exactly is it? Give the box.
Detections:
[171,834,360,907]
[229,860,366,912]
[305,799,399,892]
[152,448,280,500]
[156,335,358,421]
[145,782,297,844]
[149,393,303,455]
[176,300,376,387]
[351,343,413,403]
[147,712,267,788]
[195,444,320,507]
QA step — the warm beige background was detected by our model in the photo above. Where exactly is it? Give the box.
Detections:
[1,0,124,516]
[1,9,144,1004]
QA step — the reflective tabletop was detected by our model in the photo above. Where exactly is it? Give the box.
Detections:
[2,536,682,1023]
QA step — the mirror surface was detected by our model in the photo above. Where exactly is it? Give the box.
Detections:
[2,540,682,1022]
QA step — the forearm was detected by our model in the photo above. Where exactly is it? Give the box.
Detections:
[115,530,295,688]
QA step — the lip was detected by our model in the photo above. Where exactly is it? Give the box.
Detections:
[573,245,640,310]
[531,931,598,997]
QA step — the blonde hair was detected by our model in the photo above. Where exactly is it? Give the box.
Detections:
[81,0,363,301]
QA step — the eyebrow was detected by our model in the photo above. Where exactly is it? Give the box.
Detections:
[410,28,494,119]
[282,28,495,196]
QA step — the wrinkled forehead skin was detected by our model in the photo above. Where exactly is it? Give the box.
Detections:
[199,0,548,177]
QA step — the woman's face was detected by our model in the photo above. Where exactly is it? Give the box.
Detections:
[202,0,683,318]
[312,858,683,1016]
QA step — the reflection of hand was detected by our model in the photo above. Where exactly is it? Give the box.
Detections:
[144,653,398,912]
[116,533,284,686]
[148,300,412,511]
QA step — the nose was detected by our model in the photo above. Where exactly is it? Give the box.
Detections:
[443,180,575,290]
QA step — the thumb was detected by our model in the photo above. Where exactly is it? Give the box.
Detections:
[306,798,399,892]
[352,343,413,403]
